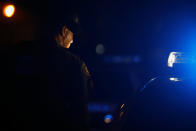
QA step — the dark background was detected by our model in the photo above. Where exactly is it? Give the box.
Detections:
[1,0,196,103]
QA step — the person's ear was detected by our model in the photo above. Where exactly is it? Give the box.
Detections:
[62,26,67,36]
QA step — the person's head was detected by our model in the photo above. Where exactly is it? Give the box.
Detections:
[55,26,73,48]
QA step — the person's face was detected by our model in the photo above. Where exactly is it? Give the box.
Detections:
[65,39,73,48]
[61,26,73,48]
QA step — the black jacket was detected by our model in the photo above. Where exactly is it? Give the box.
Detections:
[0,40,91,130]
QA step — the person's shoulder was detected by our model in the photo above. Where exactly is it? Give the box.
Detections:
[64,50,90,76]
[63,49,84,65]
[55,46,90,72]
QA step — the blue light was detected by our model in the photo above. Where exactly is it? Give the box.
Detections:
[104,114,113,124]
[167,51,196,79]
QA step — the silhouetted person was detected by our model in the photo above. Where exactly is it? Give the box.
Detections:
[51,25,92,129]
[0,26,92,130]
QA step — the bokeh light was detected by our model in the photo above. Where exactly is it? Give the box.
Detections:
[3,4,15,18]
[104,114,113,124]
[96,44,105,55]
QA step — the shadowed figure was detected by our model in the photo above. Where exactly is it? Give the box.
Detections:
[0,26,92,130]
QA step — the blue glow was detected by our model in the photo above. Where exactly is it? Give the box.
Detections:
[103,55,141,64]
[104,114,113,119]
[88,103,111,113]
[104,114,113,124]
[167,51,196,78]
[162,16,196,78]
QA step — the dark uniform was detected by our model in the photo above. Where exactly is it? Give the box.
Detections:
[0,40,91,130]
[46,45,91,130]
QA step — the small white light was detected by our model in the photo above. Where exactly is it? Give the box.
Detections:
[168,52,177,67]
[169,77,181,82]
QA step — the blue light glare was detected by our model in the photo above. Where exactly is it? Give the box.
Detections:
[164,18,196,77]
[167,52,196,78]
